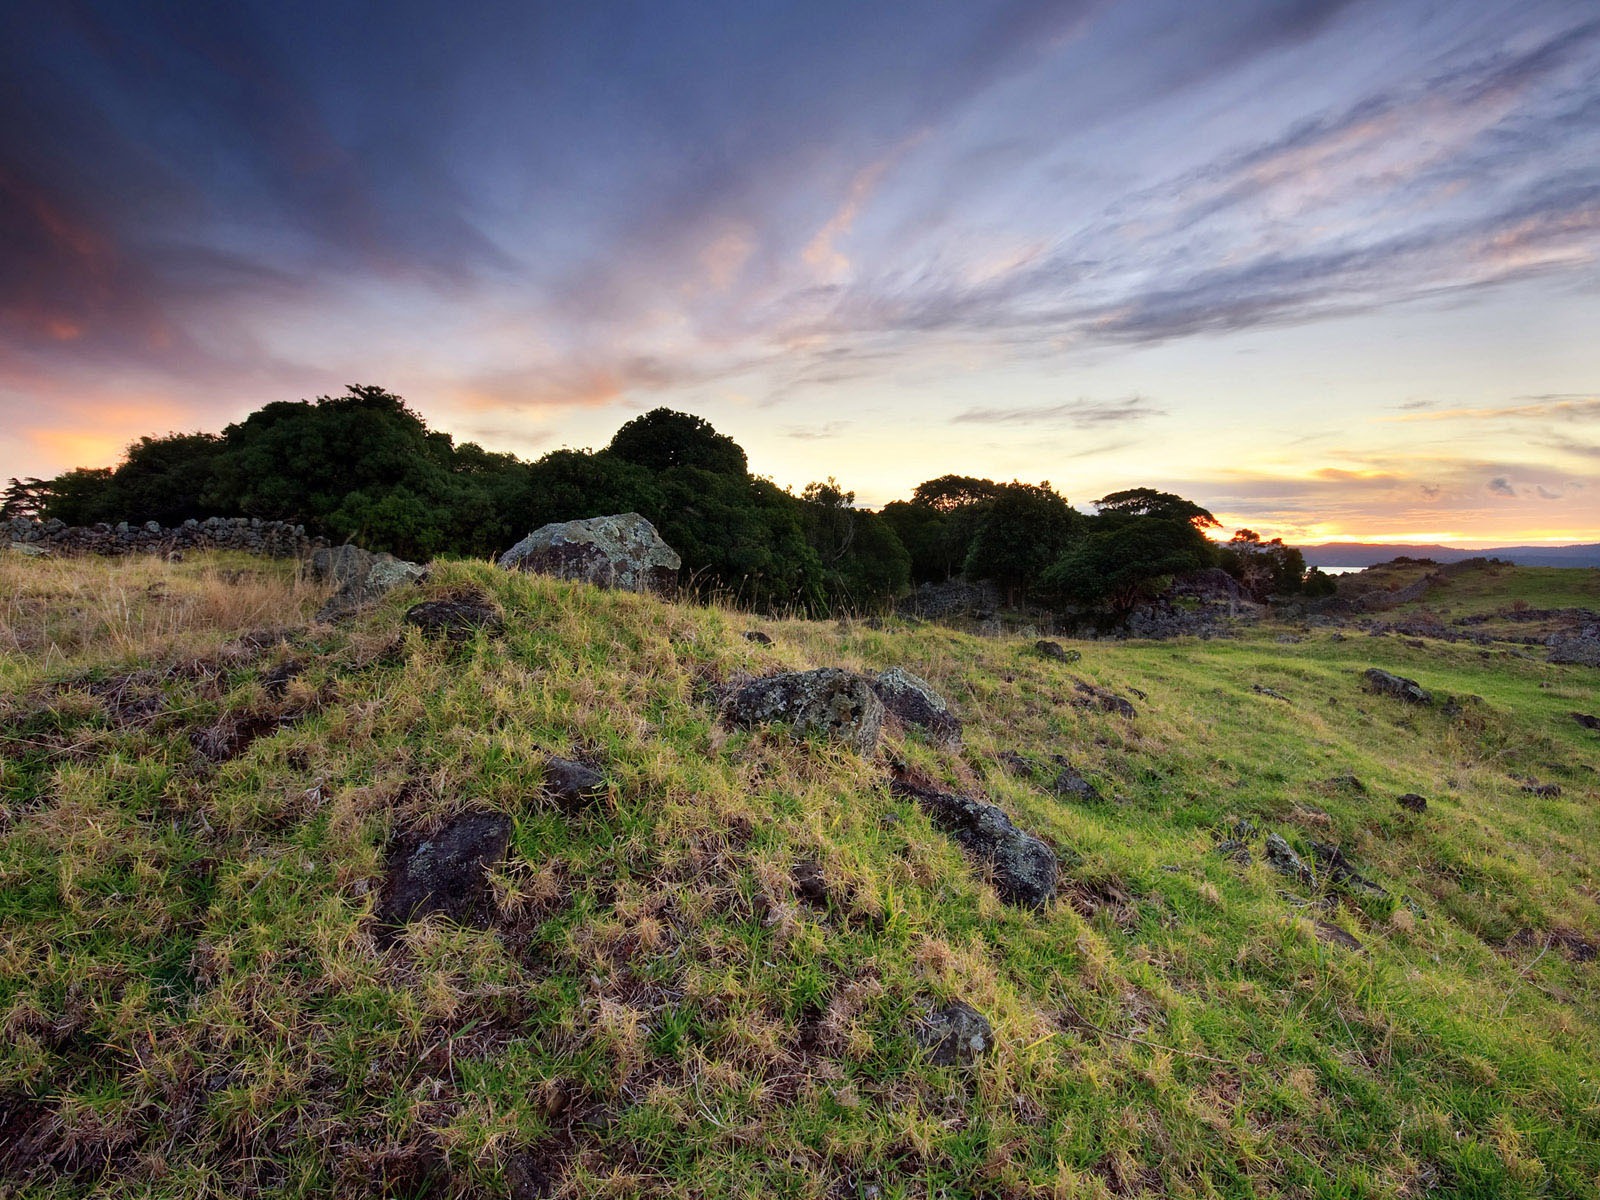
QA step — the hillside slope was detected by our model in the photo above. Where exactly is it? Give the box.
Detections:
[2,552,1598,1199]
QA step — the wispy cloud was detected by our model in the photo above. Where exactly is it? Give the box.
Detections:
[953,395,1165,426]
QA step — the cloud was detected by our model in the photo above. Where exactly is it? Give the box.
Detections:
[1387,395,1600,422]
[1488,475,1517,496]
[781,421,852,440]
[952,395,1165,426]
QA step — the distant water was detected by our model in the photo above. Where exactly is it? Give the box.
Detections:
[1318,566,1366,575]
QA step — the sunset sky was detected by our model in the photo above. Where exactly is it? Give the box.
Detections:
[3,0,1597,544]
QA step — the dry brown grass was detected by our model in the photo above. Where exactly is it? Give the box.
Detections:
[0,551,329,675]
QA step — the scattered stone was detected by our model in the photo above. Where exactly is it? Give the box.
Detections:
[1047,758,1101,802]
[316,547,426,620]
[1073,680,1137,719]
[1034,640,1081,663]
[870,667,961,746]
[498,512,681,594]
[1396,793,1428,813]
[793,860,828,909]
[723,668,884,754]
[1362,667,1432,704]
[1505,926,1597,963]
[7,542,50,557]
[1265,833,1314,885]
[1215,839,1252,864]
[896,578,1000,621]
[1309,841,1388,896]
[1401,896,1429,921]
[540,757,608,810]
[744,630,773,645]
[403,591,505,642]
[997,750,1033,777]
[1313,920,1363,951]
[915,1000,994,1066]
[891,775,1058,908]
[1518,778,1563,798]
[1231,818,1258,839]
[1321,774,1367,793]
[375,811,512,942]
[1547,624,1600,667]
[1572,712,1600,732]
[1251,683,1290,701]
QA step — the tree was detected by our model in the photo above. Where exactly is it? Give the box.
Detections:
[1,478,49,520]
[101,432,224,526]
[912,474,1000,513]
[1218,529,1307,599]
[799,480,910,612]
[1094,488,1220,530]
[1046,517,1218,614]
[34,468,115,525]
[962,482,1078,605]
[608,408,747,476]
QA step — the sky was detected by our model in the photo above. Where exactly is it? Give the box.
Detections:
[2,0,1598,545]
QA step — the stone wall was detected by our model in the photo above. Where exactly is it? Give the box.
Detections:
[7,516,322,559]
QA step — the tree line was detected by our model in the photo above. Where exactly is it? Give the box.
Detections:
[3,385,1332,615]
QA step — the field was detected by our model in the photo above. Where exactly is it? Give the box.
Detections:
[1,551,1597,1199]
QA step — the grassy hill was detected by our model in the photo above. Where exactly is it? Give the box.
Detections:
[2,552,1598,1199]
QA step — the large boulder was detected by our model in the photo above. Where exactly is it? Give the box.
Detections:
[1362,668,1431,704]
[498,513,680,594]
[871,667,961,745]
[723,668,884,754]
[891,776,1058,908]
[314,546,426,620]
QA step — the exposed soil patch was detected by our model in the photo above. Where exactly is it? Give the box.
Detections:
[191,708,306,762]
[403,588,505,642]
[1505,926,1598,963]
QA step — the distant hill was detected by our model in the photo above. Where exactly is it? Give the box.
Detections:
[1304,541,1600,568]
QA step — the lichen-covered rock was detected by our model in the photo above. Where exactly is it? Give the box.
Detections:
[307,544,375,586]
[317,552,426,621]
[404,591,504,641]
[871,667,961,746]
[915,1000,994,1066]
[498,512,681,594]
[375,812,512,943]
[1363,668,1431,704]
[891,777,1058,908]
[8,542,51,557]
[1265,833,1313,884]
[1548,625,1600,667]
[724,668,884,754]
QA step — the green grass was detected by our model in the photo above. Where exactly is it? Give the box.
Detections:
[2,553,1598,1198]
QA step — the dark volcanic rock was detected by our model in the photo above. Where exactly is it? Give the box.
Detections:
[1073,680,1137,719]
[498,512,681,594]
[404,591,505,642]
[723,668,884,754]
[915,1000,994,1066]
[744,630,773,645]
[1571,712,1600,732]
[1363,668,1432,704]
[1265,833,1313,884]
[1047,758,1101,802]
[1034,640,1081,663]
[1309,841,1387,895]
[1314,921,1363,951]
[792,860,829,909]
[1397,793,1428,813]
[1518,778,1563,798]
[376,812,512,941]
[540,757,608,810]
[891,776,1058,908]
[1547,624,1600,667]
[871,667,961,746]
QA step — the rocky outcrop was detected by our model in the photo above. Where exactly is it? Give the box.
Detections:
[915,1001,994,1066]
[375,811,512,943]
[896,579,1000,620]
[403,591,505,642]
[891,776,1058,908]
[1363,668,1431,704]
[315,548,425,620]
[1548,624,1600,667]
[723,668,884,754]
[498,512,680,594]
[870,667,961,745]
[6,515,319,558]
[1265,833,1313,884]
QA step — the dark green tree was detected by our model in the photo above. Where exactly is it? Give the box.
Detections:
[1094,487,1220,530]
[1045,517,1218,614]
[101,432,224,526]
[608,408,747,476]
[962,481,1078,604]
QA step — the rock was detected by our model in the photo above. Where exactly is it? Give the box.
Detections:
[723,668,884,754]
[1309,841,1387,895]
[540,757,608,810]
[316,549,426,620]
[404,591,504,642]
[8,542,51,557]
[375,811,512,942]
[1047,758,1101,802]
[744,630,773,645]
[870,667,961,745]
[1518,779,1562,798]
[891,776,1058,908]
[1573,712,1600,732]
[498,512,680,594]
[792,860,828,908]
[1313,920,1363,951]
[1362,668,1431,704]
[1035,640,1081,663]
[1264,833,1313,884]
[1396,793,1428,813]
[1547,625,1600,667]
[1073,680,1137,719]
[915,1000,993,1066]
[1215,839,1252,865]
[1251,683,1289,701]
[1322,774,1366,793]
[997,750,1033,776]
[897,579,1000,620]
